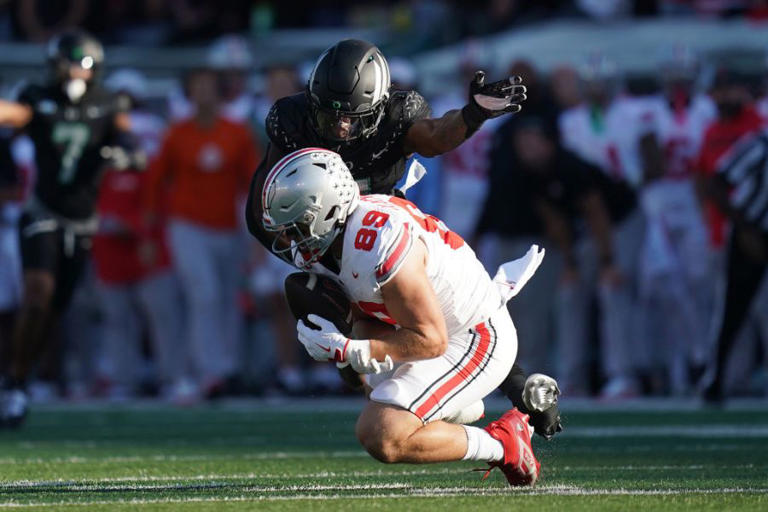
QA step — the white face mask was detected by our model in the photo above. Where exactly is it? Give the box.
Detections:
[64,78,87,103]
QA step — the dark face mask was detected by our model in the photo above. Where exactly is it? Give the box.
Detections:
[717,100,744,119]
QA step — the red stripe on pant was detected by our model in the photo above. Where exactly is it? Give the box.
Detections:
[413,322,492,420]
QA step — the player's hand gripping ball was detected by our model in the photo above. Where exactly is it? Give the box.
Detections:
[284,272,363,389]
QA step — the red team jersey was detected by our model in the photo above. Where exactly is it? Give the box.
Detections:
[92,170,172,284]
[696,106,765,247]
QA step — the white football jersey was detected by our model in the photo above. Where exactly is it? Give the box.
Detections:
[314,195,503,336]
[645,94,716,178]
[559,97,653,188]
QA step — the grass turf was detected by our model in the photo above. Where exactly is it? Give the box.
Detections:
[0,400,766,510]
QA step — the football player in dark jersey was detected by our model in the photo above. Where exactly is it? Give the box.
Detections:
[0,30,131,427]
[245,39,561,439]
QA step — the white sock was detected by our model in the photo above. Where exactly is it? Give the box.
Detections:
[461,425,504,462]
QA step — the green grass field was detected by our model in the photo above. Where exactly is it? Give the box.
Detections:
[1,398,766,511]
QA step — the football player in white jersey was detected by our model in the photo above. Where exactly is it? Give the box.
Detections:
[262,148,555,486]
[637,47,716,394]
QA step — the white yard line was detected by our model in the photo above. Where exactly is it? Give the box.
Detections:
[1,486,768,507]
[2,464,766,488]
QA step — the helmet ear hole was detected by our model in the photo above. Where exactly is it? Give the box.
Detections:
[263,149,358,268]
[325,205,339,221]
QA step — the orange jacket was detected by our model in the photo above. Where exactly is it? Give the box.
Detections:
[145,117,260,230]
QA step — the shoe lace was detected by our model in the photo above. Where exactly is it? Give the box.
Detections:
[472,464,496,481]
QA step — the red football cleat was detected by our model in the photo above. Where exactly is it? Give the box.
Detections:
[480,407,540,486]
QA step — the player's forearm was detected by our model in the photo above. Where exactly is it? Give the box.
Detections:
[370,329,446,362]
[0,100,32,128]
[404,110,470,157]
[354,318,447,361]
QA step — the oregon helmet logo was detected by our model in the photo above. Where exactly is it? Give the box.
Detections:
[332,101,341,110]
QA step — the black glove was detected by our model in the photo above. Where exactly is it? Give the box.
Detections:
[461,71,527,137]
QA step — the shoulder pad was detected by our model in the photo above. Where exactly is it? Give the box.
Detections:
[389,90,431,125]
[265,93,307,152]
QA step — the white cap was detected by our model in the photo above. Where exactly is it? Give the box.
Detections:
[207,34,253,70]
[105,68,148,100]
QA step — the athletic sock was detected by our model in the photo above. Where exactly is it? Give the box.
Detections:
[461,425,504,462]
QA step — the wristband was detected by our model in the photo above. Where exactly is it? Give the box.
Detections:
[461,103,487,138]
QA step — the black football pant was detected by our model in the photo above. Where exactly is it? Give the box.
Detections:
[703,225,768,400]
[4,213,92,387]
[18,212,92,313]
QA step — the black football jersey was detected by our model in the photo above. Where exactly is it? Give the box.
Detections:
[18,84,126,219]
[265,90,431,194]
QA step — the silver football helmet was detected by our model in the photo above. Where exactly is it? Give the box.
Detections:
[262,148,359,268]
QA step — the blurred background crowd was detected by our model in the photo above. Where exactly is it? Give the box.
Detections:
[1,0,768,405]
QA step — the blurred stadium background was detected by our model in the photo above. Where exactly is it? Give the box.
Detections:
[1,1,768,508]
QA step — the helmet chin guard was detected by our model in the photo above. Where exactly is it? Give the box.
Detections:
[262,148,359,268]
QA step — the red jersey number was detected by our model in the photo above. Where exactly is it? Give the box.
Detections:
[353,210,391,251]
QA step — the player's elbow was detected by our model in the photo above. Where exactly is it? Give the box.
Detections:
[416,142,443,158]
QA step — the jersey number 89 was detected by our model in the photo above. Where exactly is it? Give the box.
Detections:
[353,210,390,251]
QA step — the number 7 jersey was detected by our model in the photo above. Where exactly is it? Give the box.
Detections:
[18,83,126,219]
[327,195,503,336]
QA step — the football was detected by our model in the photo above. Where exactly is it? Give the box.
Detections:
[284,272,353,335]
[283,272,362,390]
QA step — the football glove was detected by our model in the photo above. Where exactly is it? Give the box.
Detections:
[461,71,527,137]
[297,314,394,374]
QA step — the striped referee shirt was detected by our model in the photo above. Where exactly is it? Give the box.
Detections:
[717,129,768,232]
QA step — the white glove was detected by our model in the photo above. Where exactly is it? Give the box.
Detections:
[297,314,393,374]
[493,244,546,304]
